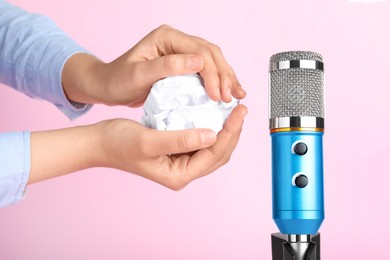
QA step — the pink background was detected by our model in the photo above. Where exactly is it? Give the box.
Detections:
[1,0,390,259]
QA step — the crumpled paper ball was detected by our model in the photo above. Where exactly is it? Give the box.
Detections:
[141,74,238,133]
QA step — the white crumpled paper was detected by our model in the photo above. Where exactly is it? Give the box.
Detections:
[141,74,238,133]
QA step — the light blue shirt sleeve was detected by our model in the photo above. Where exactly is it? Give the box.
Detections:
[0,1,93,207]
[0,0,93,118]
[0,132,30,207]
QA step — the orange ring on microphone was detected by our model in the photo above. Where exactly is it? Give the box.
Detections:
[270,127,324,133]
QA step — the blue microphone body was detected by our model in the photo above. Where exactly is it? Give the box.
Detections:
[271,130,324,234]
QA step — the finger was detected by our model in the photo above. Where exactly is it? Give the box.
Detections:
[219,74,233,103]
[206,48,247,101]
[130,54,204,89]
[190,41,240,102]
[230,77,247,100]
[142,128,217,157]
[203,44,234,102]
[155,28,222,100]
[184,104,248,181]
[199,65,221,101]
[225,66,247,100]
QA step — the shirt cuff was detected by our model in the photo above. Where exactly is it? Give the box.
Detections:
[27,45,94,120]
[0,131,30,208]
[56,51,93,120]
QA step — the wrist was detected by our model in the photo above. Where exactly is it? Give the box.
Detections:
[62,53,107,105]
[93,119,140,171]
[88,121,111,168]
[92,120,121,169]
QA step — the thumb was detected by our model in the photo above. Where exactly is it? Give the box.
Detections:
[133,54,204,87]
[146,128,216,156]
[156,54,204,75]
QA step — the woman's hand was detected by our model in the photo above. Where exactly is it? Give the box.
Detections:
[29,105,247,189]
[62,25,246,107]
[97,105,247,189]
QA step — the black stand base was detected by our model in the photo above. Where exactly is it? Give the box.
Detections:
[271,233,320,260]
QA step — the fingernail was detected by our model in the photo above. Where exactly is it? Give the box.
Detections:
[201,130,217,144]
[242,107,248,117]
[187,55,202,70]
[212,89,221,101]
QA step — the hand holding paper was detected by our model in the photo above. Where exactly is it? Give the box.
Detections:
[62,25,246,108]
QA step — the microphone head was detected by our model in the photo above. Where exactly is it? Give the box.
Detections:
[269,51,324,130]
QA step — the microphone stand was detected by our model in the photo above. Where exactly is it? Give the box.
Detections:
[271,233,321,260]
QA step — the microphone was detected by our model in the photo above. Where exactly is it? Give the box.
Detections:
[268,51,325,260]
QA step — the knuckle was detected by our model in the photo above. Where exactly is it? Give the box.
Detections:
[154,24,175,39]
[176,133,192,152]
[220,152,232,165]
[220,73,232,85]
[163,55,178,74]
[169,183,185,191]
[167,177,188,191]
[149,24,174,44]
[208,43,222,55]
[157,24,173,31]
[225,65,236,77]
[197,46,212,58]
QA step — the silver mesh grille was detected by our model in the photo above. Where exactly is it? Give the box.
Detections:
[270,51,323,63]
[269,51,324,119]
